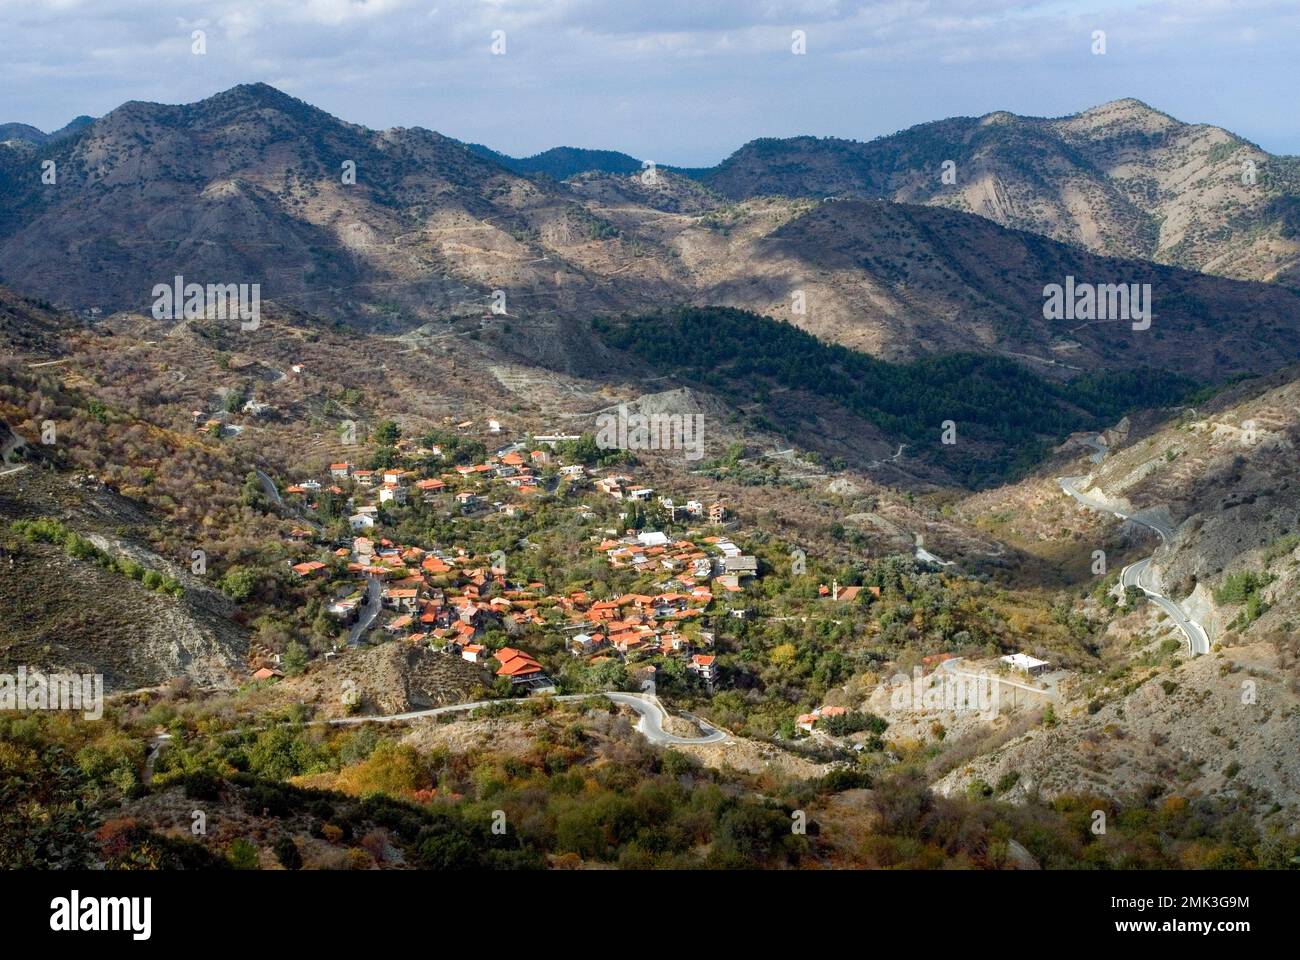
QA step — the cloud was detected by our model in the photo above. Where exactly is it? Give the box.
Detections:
[1,0,1296,161]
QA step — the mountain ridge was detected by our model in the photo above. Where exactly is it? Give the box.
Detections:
[4,84,1300,386]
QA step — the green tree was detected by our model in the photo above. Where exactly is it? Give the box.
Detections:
[219,565,260,602]
[282,640,308,676]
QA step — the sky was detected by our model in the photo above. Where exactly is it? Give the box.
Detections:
[2,0,1298,165]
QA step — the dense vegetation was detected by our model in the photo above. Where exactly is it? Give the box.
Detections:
[6,698,1297,871]
[593,307,1197,486]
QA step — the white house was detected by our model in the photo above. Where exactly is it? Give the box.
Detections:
[349,513,375,532]
[1001,653,1050,677]
[380,484,408,505]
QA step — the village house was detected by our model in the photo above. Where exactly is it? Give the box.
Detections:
[495,646,552,690]
[353,470,376,487]
[796,705,848,734]
[384,614,414,635]
[382,586,420,613]
[326,596,360,622]
[349,513,375,532]
[379,483,408,505]
[291,560,328,578]
[416,478,446,498]
[329,462,352,479]
[595,475,632,498]
[568,632,607,656]
[723,554,759,577]
[688,654,718,683]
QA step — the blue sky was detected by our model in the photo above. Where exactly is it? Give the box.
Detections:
[2,0,1297,165]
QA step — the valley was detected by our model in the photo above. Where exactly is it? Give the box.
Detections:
[1,85,1298,876]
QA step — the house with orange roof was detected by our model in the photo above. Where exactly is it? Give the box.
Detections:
[382,587,420,612]
[494,647,550,689]
[797,705,849,733]
[385,614,414,634]
[689,654,718,683]
[291,560,328,578]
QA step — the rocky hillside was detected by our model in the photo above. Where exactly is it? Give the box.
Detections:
[932,637,1300,828]
[5,87,1300,390]
[0,466,249,691]
[702,99,1300,286]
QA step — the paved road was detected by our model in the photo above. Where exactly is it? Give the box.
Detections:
[329,690,728,745]
[1059,475,1209,656]
[914,534,954,567]
[256,468,324,532]
[940,656,1059,702]
[255,469,285,508]
[347,575,384,647]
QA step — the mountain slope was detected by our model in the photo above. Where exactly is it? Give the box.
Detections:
[701,99,1300,286]
[4,86,1300,388]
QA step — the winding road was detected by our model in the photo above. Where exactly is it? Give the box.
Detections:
[1059,472,1210,656]
[328,691,728,746]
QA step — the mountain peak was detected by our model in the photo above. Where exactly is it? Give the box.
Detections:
[201,82,313,113]
[1074,97,1178,125]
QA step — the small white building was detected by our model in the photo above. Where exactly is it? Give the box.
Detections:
[349,513,375,532]
[1001,653,1050,677]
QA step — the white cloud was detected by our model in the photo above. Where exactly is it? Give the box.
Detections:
[1,0,1296,161]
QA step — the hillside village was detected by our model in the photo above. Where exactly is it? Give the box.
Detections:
[250,419,765,701]
[3,65,1300,886]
